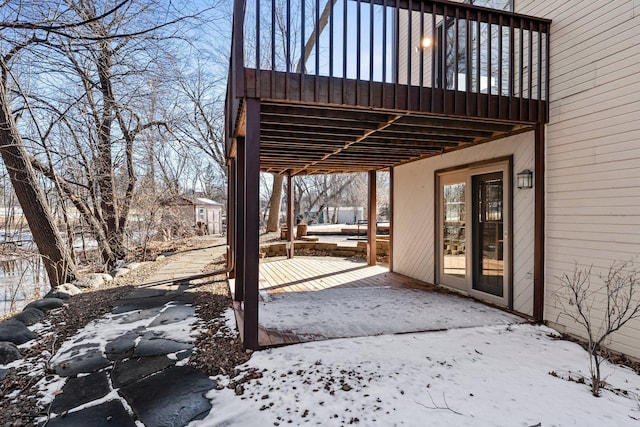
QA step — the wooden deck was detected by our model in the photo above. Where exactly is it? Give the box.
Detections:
[232,256,443,348]
[259,256,431,294]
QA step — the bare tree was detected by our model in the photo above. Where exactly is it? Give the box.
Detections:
[0,0,220,281]
[555,261,640,396]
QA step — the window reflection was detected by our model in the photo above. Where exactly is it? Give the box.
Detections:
[443,183,466,277]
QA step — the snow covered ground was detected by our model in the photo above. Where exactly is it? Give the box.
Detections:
[259,286,523,340]
[194,322,640,427]
[10,296,640,426]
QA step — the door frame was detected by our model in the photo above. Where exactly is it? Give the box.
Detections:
[435,156,513,309]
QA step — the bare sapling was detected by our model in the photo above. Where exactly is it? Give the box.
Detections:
[555,261,640,396]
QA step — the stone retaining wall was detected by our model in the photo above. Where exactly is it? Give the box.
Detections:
[261,238,390,259]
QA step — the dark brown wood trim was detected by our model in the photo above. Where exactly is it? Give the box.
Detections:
[508,156,514,311]
[533,124,545,321]
[389,167,394,272]
[367,170,377,266]
[434,154,515,176]
[287,173,294,259]
[228,159,236,280]
[245,70,548,124]
[235,138,245,301]
[243,99,261,350]
[433,155,515,310]
[232,0,244,96]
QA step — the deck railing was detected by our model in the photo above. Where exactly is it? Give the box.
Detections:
[226,0,551,149]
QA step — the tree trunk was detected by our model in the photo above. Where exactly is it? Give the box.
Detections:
[0,85,77,287]
[266,173,284,232]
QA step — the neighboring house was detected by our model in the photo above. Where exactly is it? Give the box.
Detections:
[225,0,640,358]
[162,196,223,236]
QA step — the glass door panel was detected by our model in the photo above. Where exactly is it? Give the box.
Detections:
[472,172,504,297]
[443,183,466,278]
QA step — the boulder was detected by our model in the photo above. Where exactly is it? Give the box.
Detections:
[24,297,64,312]
[112,267,131,278]
[46,283,83,300]
[127,262,142,271]
[0,320,35,345]
[12,308,46,326]
[99,273,113,282]
[0,341,22,364]
[74,273,109,289]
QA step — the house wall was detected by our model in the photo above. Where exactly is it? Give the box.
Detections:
[393,132,535,316]
[515,0,640,359]
[397,10,438,86]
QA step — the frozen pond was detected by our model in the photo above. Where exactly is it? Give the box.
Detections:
[0,254,49,316]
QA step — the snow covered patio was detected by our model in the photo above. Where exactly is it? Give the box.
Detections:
[231,257,525,348]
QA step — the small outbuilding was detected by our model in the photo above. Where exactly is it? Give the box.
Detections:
[161,196,223,237]
[194,197,224,235]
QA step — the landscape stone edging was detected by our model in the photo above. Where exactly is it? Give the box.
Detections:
[260,239,390,258]
[0,260,150,366]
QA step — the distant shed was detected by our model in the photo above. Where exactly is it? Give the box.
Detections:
[194,197,223,235]
[162,196,223,236]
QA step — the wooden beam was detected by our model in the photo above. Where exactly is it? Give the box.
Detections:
[367,170,377,266]
[227,159,236,279]
[235,138,245,301]
[243,98,261,350]
[287,173,295,259]
[292,114,405,174]
[397,115,517,133]
[261,115,382,131]
[533,124,545,321]
[261,102,394,123]
[389,166,394,272]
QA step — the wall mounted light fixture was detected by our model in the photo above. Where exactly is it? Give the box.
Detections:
[517,169,533,189]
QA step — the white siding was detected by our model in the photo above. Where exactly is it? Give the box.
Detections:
[517,0,640,359]
[394,132,535,315]
[397,10,439,86]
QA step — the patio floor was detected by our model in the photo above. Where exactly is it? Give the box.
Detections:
[231,257,525,348]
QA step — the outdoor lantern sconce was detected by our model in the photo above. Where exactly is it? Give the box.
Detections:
[517,169,533,189]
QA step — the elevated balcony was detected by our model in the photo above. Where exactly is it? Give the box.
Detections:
[226,0,550,174]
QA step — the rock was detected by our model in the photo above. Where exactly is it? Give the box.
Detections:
[112,267,131,278]
[0,321,35,345]
[156,255,165,261]
[119,366,216,426]
[24,298,64,312]
[111,355,176,388]
[127,262,142,271]
[74,273,109,289]
[12,308,46,326]
[44,400,136,427]
[50,371,110,414]
[0,341,22,364]
[99,273,113,282]
[46,283,82,300]
[53,344,110,377]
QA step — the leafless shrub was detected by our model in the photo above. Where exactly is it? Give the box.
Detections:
[555,261,640,396]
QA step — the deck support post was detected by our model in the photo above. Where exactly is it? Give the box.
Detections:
[234,139,245,301]
[389,167,394,272]
[367,170,377,266]
[227,159,236,279]
[287,172,295,259]
[533,124,545,322]
[243,98,261,350]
